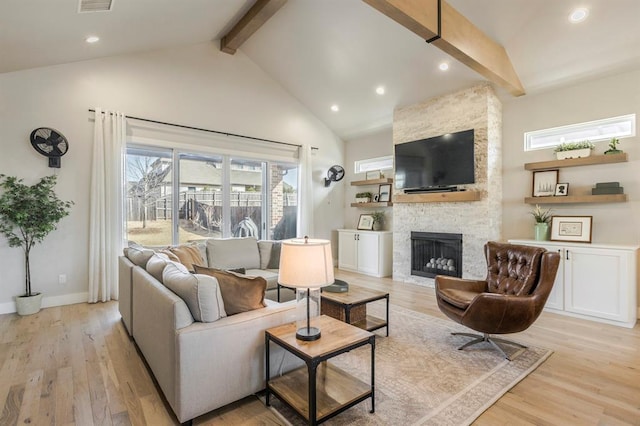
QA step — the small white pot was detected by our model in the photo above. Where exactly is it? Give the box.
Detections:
[556,148,591,160]
[15,293,43,316]
[355,197,370,203]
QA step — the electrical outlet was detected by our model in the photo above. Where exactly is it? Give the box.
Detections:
[58,274,67,285]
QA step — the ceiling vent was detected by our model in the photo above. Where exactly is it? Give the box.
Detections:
[78,0,114,13]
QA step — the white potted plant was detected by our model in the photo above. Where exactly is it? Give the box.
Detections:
[0,175,73,315]
[530,204,552,241]
[553,140,594,160]
[355,191,372,203]
[371,211,385,231]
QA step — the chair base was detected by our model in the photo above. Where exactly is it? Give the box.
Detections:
[452,332,527,361]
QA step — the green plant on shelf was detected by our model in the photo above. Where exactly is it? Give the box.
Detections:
[605,137,622,155]
[530,204,552,224]
[553,140,595,153]
[355,192,373,199]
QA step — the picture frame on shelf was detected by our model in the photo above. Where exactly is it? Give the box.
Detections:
[378,183,392,202]
[366,170,381,180]
[550,216,592,243]
[532,170,558,197]
[357,214,374,230]
[554,183,569,196]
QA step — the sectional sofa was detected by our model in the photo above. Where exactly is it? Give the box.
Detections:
[117,237,301,423]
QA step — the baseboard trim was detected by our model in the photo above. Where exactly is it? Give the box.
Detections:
[0,292,88,315]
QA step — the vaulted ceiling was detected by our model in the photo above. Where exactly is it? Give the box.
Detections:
[2,0,639,140]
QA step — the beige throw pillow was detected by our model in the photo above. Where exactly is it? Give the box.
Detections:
[162,262,227,322]
[193,265,266,315]
[124,243,155,267]
[168,244,205,272]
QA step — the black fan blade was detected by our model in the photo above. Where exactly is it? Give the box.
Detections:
[35,135,50,146]
[49,130,62,141]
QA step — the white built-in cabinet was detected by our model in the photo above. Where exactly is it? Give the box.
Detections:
[509,239,638,328]
[338,230,392,278]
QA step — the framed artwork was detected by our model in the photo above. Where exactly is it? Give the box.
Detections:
[532,170,558,197]
[366,170,381,180]
[378,183,392,202]
[357,214,374,230]
[550,216,592,243]
[554,183,569,196]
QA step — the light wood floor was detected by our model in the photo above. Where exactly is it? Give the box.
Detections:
[1,270,638,425]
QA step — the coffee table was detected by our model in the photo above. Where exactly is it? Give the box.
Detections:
[321,285,389,336]
[265,315,375,425]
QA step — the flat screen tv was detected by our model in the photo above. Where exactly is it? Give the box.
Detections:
[394,129,475,192]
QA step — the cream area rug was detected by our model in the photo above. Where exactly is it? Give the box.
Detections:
[265,303,552,426]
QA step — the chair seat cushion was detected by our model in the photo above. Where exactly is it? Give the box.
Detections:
[438,288,481,309]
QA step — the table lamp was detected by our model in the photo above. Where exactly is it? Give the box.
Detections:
[278,237,334,341]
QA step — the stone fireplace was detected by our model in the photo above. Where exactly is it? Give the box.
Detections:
[392,84,502,287]
[411,232,462,279]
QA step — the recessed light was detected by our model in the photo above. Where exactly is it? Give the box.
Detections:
[569,8,589,23]
[85,35,100,43]
[375,86,385,95]
[439,62,449,71]
[330,104,339,112]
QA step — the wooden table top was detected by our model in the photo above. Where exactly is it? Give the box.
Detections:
[266,315,373,360]
[321,285,388,305]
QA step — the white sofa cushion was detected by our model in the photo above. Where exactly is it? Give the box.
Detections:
[162,262,227,322]
[146,253,172,282]
[124,243,155,267]
[206,237,260,270]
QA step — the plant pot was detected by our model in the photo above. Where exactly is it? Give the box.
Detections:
[373,221,382,231]
[15,292,43,316]
[534,223,550,241]
[556,148,591,160]
[355,197,371,203]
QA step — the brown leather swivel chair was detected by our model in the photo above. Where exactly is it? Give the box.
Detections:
[435,241,560,360]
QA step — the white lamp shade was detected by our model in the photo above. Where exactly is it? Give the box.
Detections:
[278,238,334,288]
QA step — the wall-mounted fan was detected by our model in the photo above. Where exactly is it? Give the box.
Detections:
[30,127,69,168]
[324,165,345,187]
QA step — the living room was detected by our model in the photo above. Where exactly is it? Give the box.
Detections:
[0,0,639,424]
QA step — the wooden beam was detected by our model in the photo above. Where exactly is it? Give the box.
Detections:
[362,0,525,96]
[220,0,288,55]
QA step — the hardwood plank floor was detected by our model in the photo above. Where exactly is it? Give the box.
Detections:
[0,269,638,425]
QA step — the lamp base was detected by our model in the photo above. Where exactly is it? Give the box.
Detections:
[296,326,321,341]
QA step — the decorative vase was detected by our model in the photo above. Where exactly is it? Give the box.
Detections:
[534,223,550,241]
[556,148,591,160]
[15,292,43,316]
[373,221,382,231]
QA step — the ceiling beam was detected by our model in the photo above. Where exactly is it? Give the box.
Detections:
[362,0,525,96]
[220,0,288,55]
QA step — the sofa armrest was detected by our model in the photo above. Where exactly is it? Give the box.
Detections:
[118,256,135,336]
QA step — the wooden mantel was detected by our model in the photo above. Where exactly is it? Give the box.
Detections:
[362,0,525,96]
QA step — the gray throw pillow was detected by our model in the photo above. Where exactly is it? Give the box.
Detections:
[266,242,281,269]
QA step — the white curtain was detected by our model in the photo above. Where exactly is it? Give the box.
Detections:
[298,144,314,237]
[89,108,126,303]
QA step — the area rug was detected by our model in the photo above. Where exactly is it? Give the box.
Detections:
[264,303,552,426]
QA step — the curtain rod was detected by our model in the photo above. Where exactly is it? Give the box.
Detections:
[88,109,317,149]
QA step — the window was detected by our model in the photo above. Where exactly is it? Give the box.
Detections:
[354,155,393,174]
[125,146,299,246]
[524,114,636,151]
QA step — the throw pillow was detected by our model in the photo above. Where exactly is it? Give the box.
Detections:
[167,243,205,272]
[145,253,172,282]
[266,241,282,269]
[158,249,180,262]
[206,237,260,270]
[193,265,266,315]
[162,261,227,322]
[123,243,155,267]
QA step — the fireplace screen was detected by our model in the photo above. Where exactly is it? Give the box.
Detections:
[411,232,463,279]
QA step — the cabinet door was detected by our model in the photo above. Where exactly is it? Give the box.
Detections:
[534,244,564,311]
[338,231,358,271]
[564,247,630,322]
[356,233,380,276]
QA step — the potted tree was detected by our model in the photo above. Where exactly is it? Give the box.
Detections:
[553,140,594,160]
[0,174,73,315]
[371,211,385,231]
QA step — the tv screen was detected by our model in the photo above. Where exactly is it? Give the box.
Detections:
[394,129,475,191]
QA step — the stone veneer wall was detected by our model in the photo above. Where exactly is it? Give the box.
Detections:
[393,84,503,287]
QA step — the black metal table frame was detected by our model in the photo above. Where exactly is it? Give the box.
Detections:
[321,292,390,337]
[265,330,375,425]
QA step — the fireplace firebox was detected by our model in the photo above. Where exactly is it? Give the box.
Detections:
[411,232,462,279]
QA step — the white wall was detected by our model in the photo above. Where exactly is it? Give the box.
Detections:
[502,68,640,244]
[343,128,393,231]
[0,42,344,310]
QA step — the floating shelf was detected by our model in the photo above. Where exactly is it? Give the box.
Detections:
[351,178,393,186]
[394,190,481,203]
[524,194,628,204]
[350,202,393,208]
[524,153,628,171]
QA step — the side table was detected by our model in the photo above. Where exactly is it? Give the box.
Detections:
[265,315,375,425]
